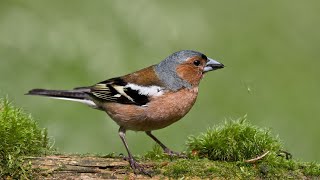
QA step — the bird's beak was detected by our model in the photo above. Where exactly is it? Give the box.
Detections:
[203,58,224,73]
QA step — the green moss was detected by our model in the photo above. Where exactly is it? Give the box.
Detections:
[0,98,52,179]
[302,162,320,176]
[144,144,168,160]
[147,152,320,179]
[186,116,282,161]
[158,158,319,179]
[143,118,320,179]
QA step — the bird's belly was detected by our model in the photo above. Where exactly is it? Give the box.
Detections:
[103,88,198,131]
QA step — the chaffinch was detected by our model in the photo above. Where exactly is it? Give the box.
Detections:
[26,50,224,175]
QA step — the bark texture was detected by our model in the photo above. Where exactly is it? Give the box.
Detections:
[27,155,156,179]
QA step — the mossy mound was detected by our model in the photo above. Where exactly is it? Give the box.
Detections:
[186,117,281,161]
[0,98,51,179]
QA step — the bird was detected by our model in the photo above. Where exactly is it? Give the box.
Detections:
[26,50,224,175]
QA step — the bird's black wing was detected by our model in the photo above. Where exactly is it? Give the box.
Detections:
[85,77,151,106]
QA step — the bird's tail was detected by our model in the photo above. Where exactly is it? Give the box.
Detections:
[26,88,97,107]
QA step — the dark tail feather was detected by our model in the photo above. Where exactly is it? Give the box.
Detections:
[26,89,87,100]
[26,88,97,107]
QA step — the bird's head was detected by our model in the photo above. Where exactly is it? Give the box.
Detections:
[155,50,224,90]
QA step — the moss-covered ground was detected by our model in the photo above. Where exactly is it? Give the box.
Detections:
[0,98,319,179]
[142,117,320,179]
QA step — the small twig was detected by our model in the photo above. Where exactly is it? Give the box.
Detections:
[278,150,292,160]
[245,151,270,163]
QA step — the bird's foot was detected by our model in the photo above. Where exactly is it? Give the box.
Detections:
[164,148,187,158]
[124,156,151,177]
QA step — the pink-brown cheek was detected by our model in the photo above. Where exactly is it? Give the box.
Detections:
[176,65,204,86]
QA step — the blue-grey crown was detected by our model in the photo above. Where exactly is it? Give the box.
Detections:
[164,50,204,64]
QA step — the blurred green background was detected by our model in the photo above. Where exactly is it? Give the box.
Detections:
[1,0,319,162]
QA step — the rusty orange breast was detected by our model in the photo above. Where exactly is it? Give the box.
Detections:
[102,87,198,131]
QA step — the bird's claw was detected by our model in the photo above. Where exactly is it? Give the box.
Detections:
[125,157,151,177]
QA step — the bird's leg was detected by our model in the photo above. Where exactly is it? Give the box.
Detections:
[118,127,151,176]
[146,131,186,158]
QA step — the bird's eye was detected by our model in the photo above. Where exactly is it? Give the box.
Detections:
[193,60,201,66]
